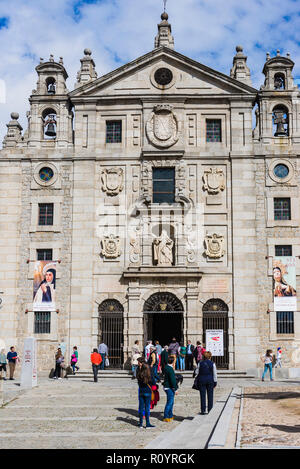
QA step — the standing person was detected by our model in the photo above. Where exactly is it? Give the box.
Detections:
[161,345,169,374]
[70,346,79,374]
[136,357,155,429]
[144,340,152,362]
[98,342,108,370]
[195,351,217,415]
[148,346,160,382]
[163,356,178,422]
[131,340,141,380]
[186,340,195,371]
[53,348,64,379]
[155,341,162,372]
[274,347,282,368]
[261,349,274,381]
[178,342,186,371]
[168,338,179,368]
[7,346,19,380]
[90,348,102,383]
[193,341,205,366]
[0,349,7,380]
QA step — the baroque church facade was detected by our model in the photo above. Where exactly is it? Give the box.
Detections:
[1,12,300,371]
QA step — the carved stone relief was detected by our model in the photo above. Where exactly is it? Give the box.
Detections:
[204,233,225,259]
[203,167,225,195]
[146,104,179,148]
[101,168,124,196]
[101,234,121,259]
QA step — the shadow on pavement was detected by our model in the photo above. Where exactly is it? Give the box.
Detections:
[258,424,300,433]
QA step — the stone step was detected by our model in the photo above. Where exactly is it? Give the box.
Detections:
[65,370,252,379]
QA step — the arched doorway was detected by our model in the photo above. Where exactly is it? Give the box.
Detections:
[98,299,124,369]
[202,299,229,369]
[143,292,184,346]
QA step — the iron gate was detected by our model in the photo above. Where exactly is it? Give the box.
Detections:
[202,299,229,369]
[98,300,124,369]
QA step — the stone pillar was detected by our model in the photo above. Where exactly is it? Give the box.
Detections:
[20,337,37,389]
[126,279,143,367]
[186,279,201,344]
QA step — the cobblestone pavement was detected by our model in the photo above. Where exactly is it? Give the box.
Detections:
[0,375,299,449]
[241,385,300,448]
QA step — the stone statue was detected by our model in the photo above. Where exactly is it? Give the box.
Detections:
[153,230,173,265]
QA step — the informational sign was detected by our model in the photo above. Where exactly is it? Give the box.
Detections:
[33,261,56,312]
[21,337,37,389]
[206,330,224,357]
[273,257,297,312]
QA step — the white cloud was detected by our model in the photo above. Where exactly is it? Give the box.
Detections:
[0,0,300,143]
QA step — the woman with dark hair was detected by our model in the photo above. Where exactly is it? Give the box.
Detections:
[273,266,296,297]
[53,348,64,379]
[136,357,155,429]
[261,349,274,382]
[34,268,56,304]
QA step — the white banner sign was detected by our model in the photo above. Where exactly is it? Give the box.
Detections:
[206,330,224,357]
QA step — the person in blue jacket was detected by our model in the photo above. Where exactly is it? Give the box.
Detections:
[195,351,217,415]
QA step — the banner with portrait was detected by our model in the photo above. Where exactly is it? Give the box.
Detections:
[33,261,56,312]
[206,330,224,357]
[273,256,297,312]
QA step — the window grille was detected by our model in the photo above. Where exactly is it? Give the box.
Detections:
[275,245,292,257]
[34,312,51,334]
[106,121,122,143]
[274,198,291,221]
[38,203,54,226]
[37,249,53,261]
[206,119,222,142]
[276,311,294,334]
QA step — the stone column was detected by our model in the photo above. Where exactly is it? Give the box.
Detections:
[186,279,201,344]
[126,278,143,367]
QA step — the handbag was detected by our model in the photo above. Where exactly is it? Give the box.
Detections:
[105,358,109,367]
[192,376,200,390]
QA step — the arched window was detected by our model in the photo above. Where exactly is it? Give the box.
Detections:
[274,73,285,90]
[46,77,56,95]
[42,108,57,140]
[272,105,289,137]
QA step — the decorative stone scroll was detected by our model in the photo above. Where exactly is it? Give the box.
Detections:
[146,104,179,148]
[101,234,121,259]
[204,233,225,259]
[203,167,225,195]
[101,168,124,196]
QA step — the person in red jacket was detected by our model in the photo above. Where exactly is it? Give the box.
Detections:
[91,349,102,382]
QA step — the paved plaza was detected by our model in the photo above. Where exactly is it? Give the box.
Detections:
[0,373,299,449]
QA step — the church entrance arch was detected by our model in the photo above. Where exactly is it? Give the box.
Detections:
[202,299,229,369]
[143,292,184,346]
[98,299,124,369]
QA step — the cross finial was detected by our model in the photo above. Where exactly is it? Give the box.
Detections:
[163,0,167,12]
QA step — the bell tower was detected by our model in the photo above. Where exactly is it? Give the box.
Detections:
[254,50,300,144]
[27,55,73,147]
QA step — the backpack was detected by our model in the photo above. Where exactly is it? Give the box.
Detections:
[49,368,55,379]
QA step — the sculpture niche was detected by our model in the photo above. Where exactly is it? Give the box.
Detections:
[153,230,174,266]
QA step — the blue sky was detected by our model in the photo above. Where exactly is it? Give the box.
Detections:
[0,0,300,142]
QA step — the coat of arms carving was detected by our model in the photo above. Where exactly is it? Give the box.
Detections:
[101,168,124,196]
[203,167,225,195]
[146,104,179,148]
[204,233,225,259]
[101,234,121,259]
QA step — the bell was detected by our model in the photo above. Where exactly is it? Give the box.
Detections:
[48,83,56,94]
[45,122,56,137]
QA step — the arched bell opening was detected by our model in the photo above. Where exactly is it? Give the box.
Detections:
[143,292,184,347]
[202,298,229,369]
[274,73,285,90]
[272,104,289,137]
[42,108,57,140]
[46,77,56,95]
[98,299,124,369]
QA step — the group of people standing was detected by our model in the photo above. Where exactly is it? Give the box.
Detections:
[0,346,19,380]
[261,347,283,381]
[131,337,216,428]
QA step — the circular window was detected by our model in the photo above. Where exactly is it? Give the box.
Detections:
[39,167,54,182]
[273,163,289,179]
[154,68,173,86]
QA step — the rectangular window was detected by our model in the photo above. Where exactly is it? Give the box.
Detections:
[34,312,51,334]
[153,167,175,204]
[38,203,54,226]
[37,249,53,261]
[106,121,122,143]
[276,311,294,334]
[275,245,292,257]
[274,198,291,220]
[206,119,222,142]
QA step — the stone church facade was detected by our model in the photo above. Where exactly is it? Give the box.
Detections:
[1,12,300,371]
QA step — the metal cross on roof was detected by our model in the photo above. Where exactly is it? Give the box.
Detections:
[163,0,167,12]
